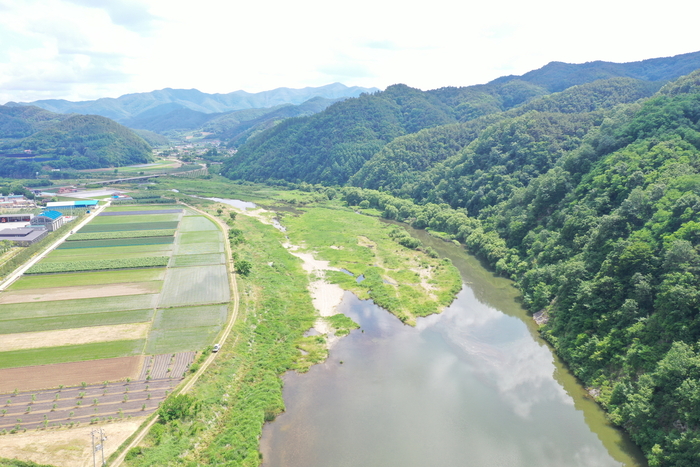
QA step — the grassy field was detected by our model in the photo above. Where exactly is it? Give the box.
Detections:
[78,221,180,233]
[152,305,228,329]
[0,309,154,335]
[174,242,223,255]
[179,216,218,231]
[7,268,166,290]
[0,339,145,369]
[89,213,181,225]
[0,295,159,321]
[158,265,229,307]
[283,205,462,324]
[43,244,173,262]
[57,237,174,249]
[178,230,221,244]
[103,204,182,212]
[169,253,225,268]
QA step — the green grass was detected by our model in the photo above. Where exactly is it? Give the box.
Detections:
[8,268,166,290]
[145,327,221,354]
[326,313,360,337]
[158,265,229,307]
[179,216,218,232]
[57,237,174,249]
[283,205,462,324]
[89,213,181,224]
[43,244,173,261]
[0,294,158,321]
[169,253,225,268]
[0,309,154,335]
[78,221,180,233]
[0,339,146,369]
[152,305,228,330]
[178,230,221,244]
[175,242,222,255]
[26,256,169,274]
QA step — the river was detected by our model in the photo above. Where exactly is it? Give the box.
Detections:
[219,199,647,466]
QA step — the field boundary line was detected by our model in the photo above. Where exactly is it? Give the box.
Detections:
[110,202,240,467]
[0,201,111,292]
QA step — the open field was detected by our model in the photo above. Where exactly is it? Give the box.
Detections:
[103,204,182,212]
[0,339,146,369]
[57,237,174,249]
[174,242,222,255]
[179,216,218,231]
[88,213,181,225]
[152,304,228,329]
[0,281,162,304]
[78,221,180,233]
[178,230,221,244]
[26,256,170,274]
[0,356,143,393]
[169,253,225,267]
[0,323,150,352]
[158,264,229,307]
[7,268,166,290]
[145,327,221,354]
[0,294,158,321]
[43,245,173,262]
[0,418,147,467]
[0,309,154,335]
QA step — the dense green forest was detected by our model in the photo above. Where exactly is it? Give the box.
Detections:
[222,55,700,466]
[0,107,153,176]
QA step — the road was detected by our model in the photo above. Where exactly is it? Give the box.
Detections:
[0,201,110,292]
[110,203,240,467]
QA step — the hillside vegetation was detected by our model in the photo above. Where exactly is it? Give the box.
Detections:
[222,52,700,466]
[0,108,153,176]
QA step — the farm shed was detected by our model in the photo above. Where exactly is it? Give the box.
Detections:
[0,227,48,246]
[46,199,98,214]
[0,213,33,223]
[30,210,64,231]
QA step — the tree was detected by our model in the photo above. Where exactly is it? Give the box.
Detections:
[235,259,252,276]
[158,394,198,422]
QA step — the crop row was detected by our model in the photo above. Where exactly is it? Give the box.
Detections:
[78,221,179,233]
[67,229,176,241]
[57,236,174,249]
[26,256,170,274]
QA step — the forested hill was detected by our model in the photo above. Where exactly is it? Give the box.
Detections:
[0,106,153,176]
[222,52,700,465]
[222,52,700,186]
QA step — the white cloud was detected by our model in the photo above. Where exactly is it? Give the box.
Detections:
[0,0,698,103]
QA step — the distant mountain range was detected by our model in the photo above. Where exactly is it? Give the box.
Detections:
[7,83,379,124]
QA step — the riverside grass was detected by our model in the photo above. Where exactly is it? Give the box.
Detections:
[122,206,318,467]
[283,204,462,324]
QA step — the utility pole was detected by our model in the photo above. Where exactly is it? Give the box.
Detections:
[91,428,107,466]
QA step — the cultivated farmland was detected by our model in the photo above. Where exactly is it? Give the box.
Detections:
[0,202,232,433]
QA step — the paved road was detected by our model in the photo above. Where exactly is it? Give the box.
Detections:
[0,201,110,292]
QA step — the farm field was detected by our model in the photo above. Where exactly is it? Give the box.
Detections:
[6,268,166,290]
[0,201,230,403]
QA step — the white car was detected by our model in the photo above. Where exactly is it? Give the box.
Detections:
[212,344,220,352]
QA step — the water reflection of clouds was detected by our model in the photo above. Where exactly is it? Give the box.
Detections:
[425,287,572,418]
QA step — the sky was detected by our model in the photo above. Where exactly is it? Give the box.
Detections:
[0,0,698,104]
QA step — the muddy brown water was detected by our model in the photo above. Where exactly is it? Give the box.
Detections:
[260,225,648,467]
